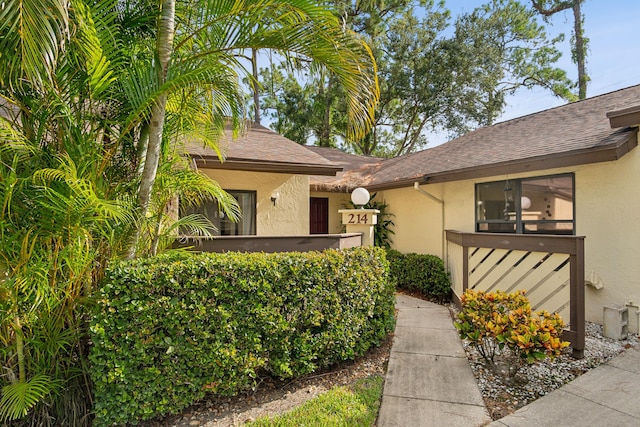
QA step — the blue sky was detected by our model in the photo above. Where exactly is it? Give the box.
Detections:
[444,0,640,124]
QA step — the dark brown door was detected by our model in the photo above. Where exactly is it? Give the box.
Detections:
[310,197,329,234]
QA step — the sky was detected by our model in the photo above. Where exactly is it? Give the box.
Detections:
[444,0,640,124]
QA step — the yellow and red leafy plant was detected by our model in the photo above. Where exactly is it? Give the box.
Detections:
[455,290,569,371]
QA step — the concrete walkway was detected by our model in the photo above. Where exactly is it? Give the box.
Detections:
[377,294,491,426]
[378,293,640,427]
[488,345,640,426]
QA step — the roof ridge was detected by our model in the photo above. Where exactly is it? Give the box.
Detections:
[492,84,640,127]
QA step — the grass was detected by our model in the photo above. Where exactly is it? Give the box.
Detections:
[246,375,385,427]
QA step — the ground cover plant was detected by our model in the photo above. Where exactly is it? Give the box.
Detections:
[90,247,395,426]
[247,375,384,427]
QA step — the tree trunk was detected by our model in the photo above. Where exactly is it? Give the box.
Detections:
[252,48,261,124]
[320,77,332,147]
[136,121,150,176]
[572,1,587,99]
[129,0,175,259]
[14,317,25,382]
[531,1,588,99]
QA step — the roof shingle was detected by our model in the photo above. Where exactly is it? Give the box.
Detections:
[187,123,342,176]
[365,84,640,189]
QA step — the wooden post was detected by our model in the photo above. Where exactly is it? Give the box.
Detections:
[570,237,586,358]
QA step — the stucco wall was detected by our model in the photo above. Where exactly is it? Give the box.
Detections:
[574,143,640,326]
[201,169,310,235]
[377,187,444,255]
[310,191,352,234]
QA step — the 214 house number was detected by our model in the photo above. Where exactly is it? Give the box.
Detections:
[348,213,369,224]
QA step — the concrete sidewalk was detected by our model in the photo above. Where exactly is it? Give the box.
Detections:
[377,294,491,426]
[378,293,640,427]
[488,345,640,426]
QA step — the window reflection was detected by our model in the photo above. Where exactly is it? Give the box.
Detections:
[182,190,256,236]
[476,174,574,235]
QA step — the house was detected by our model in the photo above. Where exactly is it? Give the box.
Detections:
[187,123,342,237]
[189,85,640,330]
[309,84,640,328]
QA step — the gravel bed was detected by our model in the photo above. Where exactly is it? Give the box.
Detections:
[461,320,639,419]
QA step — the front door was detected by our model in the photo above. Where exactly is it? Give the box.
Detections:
[310,197,329,234]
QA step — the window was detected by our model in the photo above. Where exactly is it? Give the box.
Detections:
[475,174,574,235]
[184,190,256,236]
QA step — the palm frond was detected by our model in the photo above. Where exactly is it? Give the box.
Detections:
[32,154,134,226]
[177,0,379,139]
[72,0,118,99]
[166,213,216,236]
[0,0,70,90]
[0,374,63,421]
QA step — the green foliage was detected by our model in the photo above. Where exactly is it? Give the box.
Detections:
[455,290,569,376]
[247,375,384,427]
[0,374,63,422]
[90,247,395,426]
[531,0,589,99]
[386,250,451,301]
[260,0,575,156]
[1,0,381,423]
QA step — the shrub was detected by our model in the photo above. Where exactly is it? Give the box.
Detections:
[386,249,451,301]
[89,247,395,426]
[455,289,569,376]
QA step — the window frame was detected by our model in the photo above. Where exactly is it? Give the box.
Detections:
[475,173,575,235]
[181,189,257,236]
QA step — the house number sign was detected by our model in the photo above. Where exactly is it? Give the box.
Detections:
[339,209,378,226]
[348,213,370,224]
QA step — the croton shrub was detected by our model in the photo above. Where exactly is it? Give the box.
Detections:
[89,247,395,426]
[455,289,569,376]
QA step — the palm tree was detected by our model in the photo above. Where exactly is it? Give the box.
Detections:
[1,0,379,422]
[130,0,380,256]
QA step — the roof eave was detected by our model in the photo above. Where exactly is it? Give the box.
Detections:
[365,130,638,190]
[366,177,428,192]
[607,105,640,128]
[192,156,343,176]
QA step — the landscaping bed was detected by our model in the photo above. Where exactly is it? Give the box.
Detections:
[140,293,638,426]
[140,335,393,426]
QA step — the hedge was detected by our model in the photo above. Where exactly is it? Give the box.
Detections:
[89,247,395,426]
[386,249,451,301]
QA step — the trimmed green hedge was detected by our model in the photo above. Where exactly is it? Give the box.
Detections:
[386,249,451,301]
[89,247,395,426]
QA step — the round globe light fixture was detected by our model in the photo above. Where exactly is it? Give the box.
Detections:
[351,187,370,208]
[521,196,532,210]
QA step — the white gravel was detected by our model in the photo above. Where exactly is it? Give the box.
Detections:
[461,321,639,418]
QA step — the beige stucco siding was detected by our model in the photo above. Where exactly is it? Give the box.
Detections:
[201,169,310,235]
[574,142,640,324]
[310,191,352,234]
[377,187,444,255]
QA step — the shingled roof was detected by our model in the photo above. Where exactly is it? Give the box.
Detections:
[363,85,640,190]
[305,146,383,192]
[187,122,342,176]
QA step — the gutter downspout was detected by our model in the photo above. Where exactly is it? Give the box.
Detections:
[413,182,445,261]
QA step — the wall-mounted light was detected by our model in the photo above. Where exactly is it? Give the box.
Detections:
[351,187,370,208]
[271,191,280,206]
